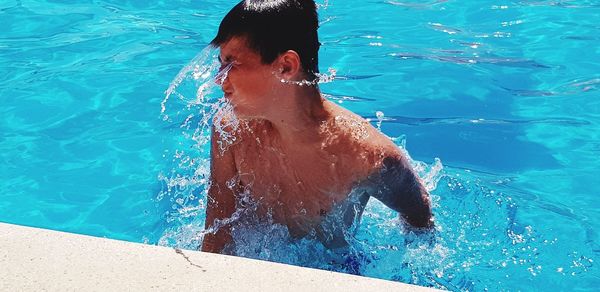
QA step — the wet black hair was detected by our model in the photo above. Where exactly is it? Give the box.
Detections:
[210,0,320,79]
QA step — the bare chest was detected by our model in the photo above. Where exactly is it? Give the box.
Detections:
[232,137,359,235]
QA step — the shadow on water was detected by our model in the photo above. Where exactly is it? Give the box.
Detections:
[360,30,564,173]
[380,92,562,173]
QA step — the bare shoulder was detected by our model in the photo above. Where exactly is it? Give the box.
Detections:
[211,112,270,155]
[331,106,433,227]
[323,101,404,167]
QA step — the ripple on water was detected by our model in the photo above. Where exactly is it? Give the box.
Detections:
[1,0,598,290]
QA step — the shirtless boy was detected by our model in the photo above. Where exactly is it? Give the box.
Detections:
[202,0,433,254]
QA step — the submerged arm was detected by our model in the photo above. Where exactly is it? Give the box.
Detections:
[370,155,434,228]
[201,125,238,254]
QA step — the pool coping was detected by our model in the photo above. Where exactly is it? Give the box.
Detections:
[0,222,437,291]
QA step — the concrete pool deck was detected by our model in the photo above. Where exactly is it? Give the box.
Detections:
[0,223,435,291]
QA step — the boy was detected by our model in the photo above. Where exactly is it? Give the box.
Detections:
[202,0,433,254]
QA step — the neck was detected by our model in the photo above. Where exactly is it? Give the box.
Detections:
[265,85,330,147]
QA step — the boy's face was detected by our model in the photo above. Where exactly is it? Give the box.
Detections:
[217,36,279,118]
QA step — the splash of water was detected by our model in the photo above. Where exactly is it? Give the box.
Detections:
[162,46,219,118]
[157,43,539,290]
[279,67,337,86]
[157,46,235,240]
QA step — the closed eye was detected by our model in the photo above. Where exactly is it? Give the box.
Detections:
[217,55,240,69]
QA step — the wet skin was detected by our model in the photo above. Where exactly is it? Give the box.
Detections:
[202,37,433,253]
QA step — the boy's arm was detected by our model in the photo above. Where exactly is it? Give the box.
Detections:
[370,155,434,228]
[201,126,238,253]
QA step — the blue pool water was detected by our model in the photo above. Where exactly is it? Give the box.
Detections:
[1,0,598,290]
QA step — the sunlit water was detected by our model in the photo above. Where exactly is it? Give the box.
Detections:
[1,0,598,290]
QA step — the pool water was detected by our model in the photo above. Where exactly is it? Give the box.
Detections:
[1,0,598,290]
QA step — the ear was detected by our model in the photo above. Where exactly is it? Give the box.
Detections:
[277,50,302,79]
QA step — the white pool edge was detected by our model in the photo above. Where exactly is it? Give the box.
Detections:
[0,222,438,291]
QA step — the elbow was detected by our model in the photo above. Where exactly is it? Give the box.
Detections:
[200,227,232,254]
[201,234,222,254]
[402,196,435,229]
[404,212,434,229]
